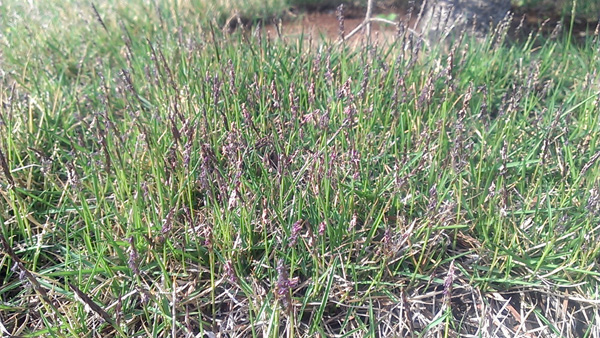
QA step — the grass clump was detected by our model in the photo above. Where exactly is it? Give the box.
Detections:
[1,0,600,337]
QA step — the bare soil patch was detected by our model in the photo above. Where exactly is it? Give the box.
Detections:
[260,4,598,45]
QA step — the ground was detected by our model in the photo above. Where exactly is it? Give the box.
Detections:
[257,2,598,44]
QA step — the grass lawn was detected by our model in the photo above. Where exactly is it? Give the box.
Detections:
[1,0,600,337]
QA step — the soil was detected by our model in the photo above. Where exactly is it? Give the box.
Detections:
[260,4,598,45]
[262,7,413,45]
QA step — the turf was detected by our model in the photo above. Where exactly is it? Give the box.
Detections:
[1,0,600,337]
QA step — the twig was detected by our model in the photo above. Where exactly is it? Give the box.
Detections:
[69,283,120,330]
[365,0,374,40]
[0,235,58,310]
[338,18,424,46]
[336,0,426,47]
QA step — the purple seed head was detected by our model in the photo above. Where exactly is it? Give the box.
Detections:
[204,225,213,251]
[337,77,352,100]
[288,219,304,247]
[318,221,327,235]
[336,4,345,40]
[224,260,238,284]
[275,259,298,312]
[308,81,316,105]
[228,59,237,95]
[127,237,140,276]
[325,54,333,85]
[270,80,280,109]
[443,261,456,304]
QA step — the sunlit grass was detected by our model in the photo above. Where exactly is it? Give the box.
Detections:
[1,0,600,337]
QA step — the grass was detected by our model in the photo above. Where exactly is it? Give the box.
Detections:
[1,0,600,337]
